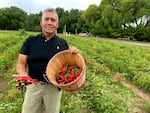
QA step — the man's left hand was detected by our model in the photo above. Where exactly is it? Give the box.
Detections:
[69,46,79,54]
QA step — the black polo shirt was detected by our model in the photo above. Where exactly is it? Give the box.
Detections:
[20,34,69,82]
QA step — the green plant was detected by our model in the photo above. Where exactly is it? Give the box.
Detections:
[0,102,18,113]
[143,102,150,113]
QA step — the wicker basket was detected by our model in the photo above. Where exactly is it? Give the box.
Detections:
[46,50,86,92]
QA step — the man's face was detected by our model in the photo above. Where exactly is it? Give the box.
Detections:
[40,12,58,34]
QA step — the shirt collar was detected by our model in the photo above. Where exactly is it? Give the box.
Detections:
[40,33,56,42]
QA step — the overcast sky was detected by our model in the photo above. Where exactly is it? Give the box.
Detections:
[0,0,102,13]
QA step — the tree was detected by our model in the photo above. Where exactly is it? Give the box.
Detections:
[83,0,150,40]
[25,12,41,31]
[68,9,84,34]
[56,8,85,34]
[56,7,67,33]
[121,0,150,28]
[82,4,100,33]
[0,6,27,30]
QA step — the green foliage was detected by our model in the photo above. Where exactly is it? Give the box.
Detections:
[79,70,130,113]
[0,31,27,78]
[82,4,100,29]
[136,75,150,92]
[0,31,150,113]
[133,25,150,41]
[83,0,150,40]
[143,102,150,113]
[0,1,150,41]
[62,34,150,92]
[61,92,83,113]
[0,102,18,113]
[18,29,27,36]
[25,13,41,31]
[0,6,27,30]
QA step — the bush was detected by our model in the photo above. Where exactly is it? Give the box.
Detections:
[143,102,150,113]
[18,29,27,36]
[136,75,150,92]
[133,25,150,41]
[110,31,121,38]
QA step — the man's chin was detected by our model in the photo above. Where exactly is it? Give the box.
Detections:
[45,30,54,34]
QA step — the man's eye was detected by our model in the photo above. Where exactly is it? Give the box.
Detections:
[44,18,56,22]
[51,18,56,22]
[44,18,49,21]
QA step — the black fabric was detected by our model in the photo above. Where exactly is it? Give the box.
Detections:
[20,34,69,82]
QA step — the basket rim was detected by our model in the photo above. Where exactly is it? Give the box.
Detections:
[46,50,86,87]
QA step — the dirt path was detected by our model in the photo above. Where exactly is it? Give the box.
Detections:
[122,81,150,113]
[123,41,150,48]
[122,41,150,101]
[121,41,150,113]
[0,79,8,99]
[123,82,150,101]
[0,79,8,92]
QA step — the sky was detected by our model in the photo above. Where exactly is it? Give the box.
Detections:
[0,0,102,13]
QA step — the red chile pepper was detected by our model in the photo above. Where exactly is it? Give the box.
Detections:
[56,65,82,84]
[12,74,38,86]
[60,65,68,71]
[67,73,74,82]
[69,66,78,72]
[75,69,81,78]
[57,75,65,83]
[64,75,69,83]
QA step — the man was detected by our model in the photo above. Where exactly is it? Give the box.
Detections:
[16,8,79,113]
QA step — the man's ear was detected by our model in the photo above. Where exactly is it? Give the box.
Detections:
[57,23,59,28]
[40,21,42,26]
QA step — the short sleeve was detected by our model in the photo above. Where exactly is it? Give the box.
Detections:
[20,36,35,55]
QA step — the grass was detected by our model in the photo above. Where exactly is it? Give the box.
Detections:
[0,31,150,113]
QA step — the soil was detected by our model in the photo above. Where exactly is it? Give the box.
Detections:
[123,82,150,101]
[0,78,8,99]
[0,79,8,92]
[123,81,150,113]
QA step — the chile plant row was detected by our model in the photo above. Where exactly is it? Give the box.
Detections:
[0,31,150,113]
[63,34,150,92]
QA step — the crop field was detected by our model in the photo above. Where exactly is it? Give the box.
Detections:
[0,30,150,113]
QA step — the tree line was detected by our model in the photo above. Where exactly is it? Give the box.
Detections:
[0,0,150,41]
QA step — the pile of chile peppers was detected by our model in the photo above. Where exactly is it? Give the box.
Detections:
[12,74,37,89]
[56,65,82,84]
